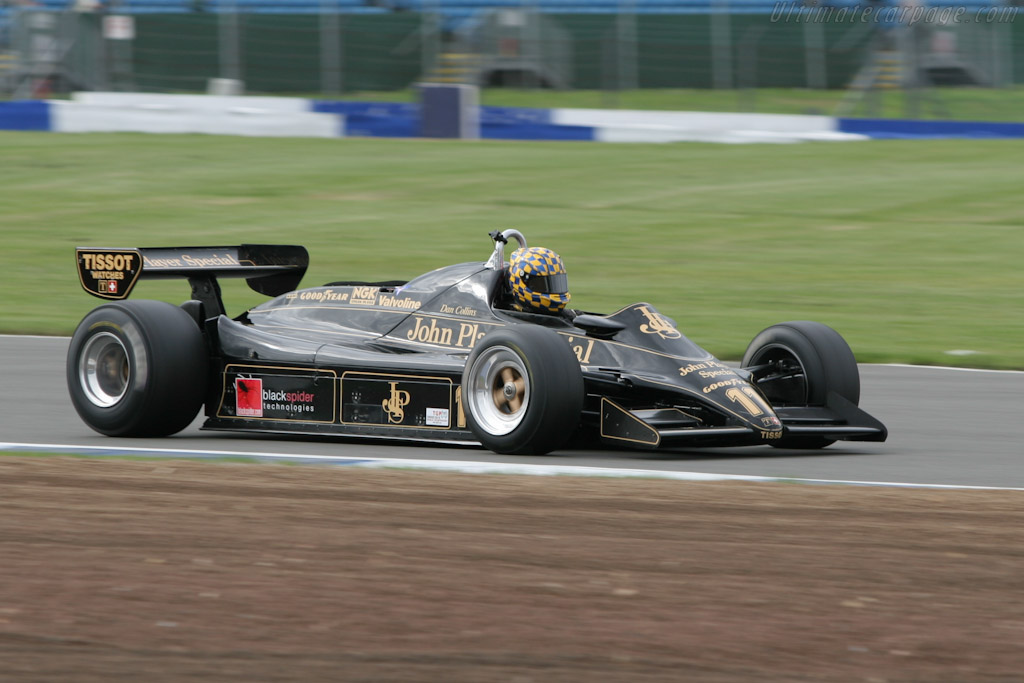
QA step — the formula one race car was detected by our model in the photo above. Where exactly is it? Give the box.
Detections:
[68,230,886,455]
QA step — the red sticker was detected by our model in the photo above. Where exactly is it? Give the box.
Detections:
[235,378,263,417]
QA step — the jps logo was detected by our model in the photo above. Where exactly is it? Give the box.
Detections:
[638,306,681,340]
[382,382,411,424]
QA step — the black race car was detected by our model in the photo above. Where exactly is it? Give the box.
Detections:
[67,230,886,455]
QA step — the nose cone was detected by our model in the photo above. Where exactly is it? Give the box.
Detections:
[678,363,783,436]
[715,382,782,434]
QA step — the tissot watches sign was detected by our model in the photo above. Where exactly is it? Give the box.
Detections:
[76,249,142,300]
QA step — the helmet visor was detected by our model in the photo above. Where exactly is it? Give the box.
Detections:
[526,272,568,294]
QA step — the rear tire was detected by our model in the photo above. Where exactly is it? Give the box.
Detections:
[462,326,583,455]
[742,321,859,449]
[67,300,209,437]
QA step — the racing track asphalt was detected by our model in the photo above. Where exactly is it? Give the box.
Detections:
[2,335,1021,488]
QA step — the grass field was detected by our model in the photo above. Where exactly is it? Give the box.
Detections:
[1,131,1021,369]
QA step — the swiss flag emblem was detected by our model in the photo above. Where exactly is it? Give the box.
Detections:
[107,281,117,294]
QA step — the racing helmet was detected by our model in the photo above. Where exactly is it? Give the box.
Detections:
[508,247,570,314]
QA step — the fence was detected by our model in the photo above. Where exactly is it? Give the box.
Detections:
[1,3,1021,113]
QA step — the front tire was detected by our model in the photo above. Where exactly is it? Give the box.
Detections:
[462,326,583,455]
[67,300,209,437]
[742,321,860,449]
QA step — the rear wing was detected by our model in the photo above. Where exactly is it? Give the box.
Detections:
[76,245,308,317]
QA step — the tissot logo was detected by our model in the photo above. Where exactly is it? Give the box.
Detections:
[81,252,135,272]
[382,382,411,423]
[77,249,142,299]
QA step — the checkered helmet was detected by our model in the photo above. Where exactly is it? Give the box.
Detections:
[508,247,570,313]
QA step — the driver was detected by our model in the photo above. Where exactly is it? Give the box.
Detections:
[507,246,571,314]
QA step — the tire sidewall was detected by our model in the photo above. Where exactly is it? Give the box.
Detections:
[742,321,860,449]
[462,326,583,455]
[67,306,150,435]
[67,301,208,437]
[742,321,859,406]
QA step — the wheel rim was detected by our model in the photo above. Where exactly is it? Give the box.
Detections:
[79,332,130,407]
[750,344,807,406]
[466,346,530,436]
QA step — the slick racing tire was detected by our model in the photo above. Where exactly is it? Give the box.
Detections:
[742,321,860,450]
[67,300,209,437]
[461,326,584,455]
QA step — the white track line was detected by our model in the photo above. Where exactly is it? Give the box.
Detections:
[0,334,71,340]
[877,363,1023,375]
[3,442,1023,491]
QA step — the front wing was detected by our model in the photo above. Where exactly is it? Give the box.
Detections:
[597,391,887,449]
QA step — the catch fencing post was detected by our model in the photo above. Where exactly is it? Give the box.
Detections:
[320,0,342,94]
[710,0,733,89]
[218,0,241,83]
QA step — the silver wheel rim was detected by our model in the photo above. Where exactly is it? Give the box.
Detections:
[466,346,530,436]
[79,332,130,407]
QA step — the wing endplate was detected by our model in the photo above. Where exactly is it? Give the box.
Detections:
[76,245,309,306]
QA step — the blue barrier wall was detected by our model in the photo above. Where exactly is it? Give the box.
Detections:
[310,101,597,141]
[0,101,51,131]
[838,118,1024,140]
[4,99,1024,142]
